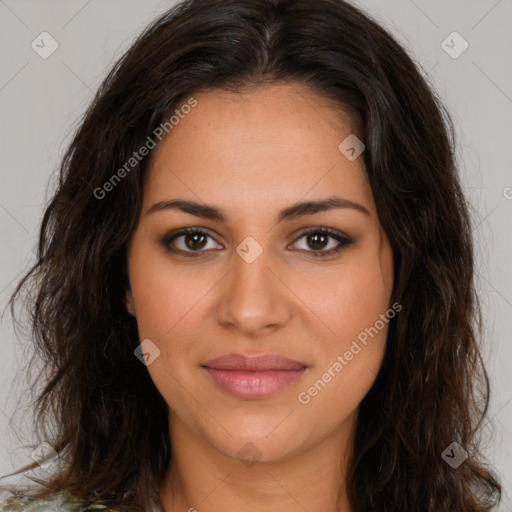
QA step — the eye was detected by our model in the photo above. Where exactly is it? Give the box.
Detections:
[290,227,353,258]
[161,228,222,257]
[160,227,353,258]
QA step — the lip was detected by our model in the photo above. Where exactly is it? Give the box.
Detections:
[202,353,308,400]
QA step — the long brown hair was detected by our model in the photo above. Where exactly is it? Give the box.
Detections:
[2,0,502,510]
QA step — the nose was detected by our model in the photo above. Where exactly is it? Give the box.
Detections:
[214,238,292,337]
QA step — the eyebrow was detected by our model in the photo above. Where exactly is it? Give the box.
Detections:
[146,196,371,221]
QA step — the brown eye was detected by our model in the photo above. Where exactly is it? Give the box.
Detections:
[161,227,353,259]
[183,232,208,250]
[291,228,353,258]
[305,232,330,251]
[161,228,223,256]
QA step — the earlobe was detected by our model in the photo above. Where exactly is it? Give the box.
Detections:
[124,289,135,316]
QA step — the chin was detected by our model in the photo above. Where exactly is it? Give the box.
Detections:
[200,413,312,464]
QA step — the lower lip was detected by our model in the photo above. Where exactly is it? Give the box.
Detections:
[203,367,307,399]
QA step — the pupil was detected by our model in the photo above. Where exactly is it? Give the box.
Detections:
[308,233,327,250]
[186,233,207,250]
[183,232,329,252]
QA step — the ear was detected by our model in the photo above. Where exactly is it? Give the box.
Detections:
[124,289,135,316]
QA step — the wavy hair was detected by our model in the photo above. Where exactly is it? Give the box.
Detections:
[2,0,502,510]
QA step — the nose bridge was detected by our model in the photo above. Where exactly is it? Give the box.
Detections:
[234,236,272,296]
[216,235,290,334]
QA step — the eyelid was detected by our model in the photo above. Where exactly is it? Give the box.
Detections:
[288,227,353,258]
[161,227,222,257]
[160,226,354,257]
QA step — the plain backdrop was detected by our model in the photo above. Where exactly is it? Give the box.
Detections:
[0,0,511,508]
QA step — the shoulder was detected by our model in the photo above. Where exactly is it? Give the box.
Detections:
[0,491,114,511]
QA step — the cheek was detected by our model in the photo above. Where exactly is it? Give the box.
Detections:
[304,246,393,345]
[127,239,208,339]
[129,233,394,359]
[126,230,394,451]
[127,247,207,418]
[295,242,393,406]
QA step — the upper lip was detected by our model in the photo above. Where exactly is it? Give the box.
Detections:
[202,353,308,371]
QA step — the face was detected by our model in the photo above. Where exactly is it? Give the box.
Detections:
[125,84,394,464]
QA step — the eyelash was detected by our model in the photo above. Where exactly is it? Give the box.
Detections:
[160,227,353,259]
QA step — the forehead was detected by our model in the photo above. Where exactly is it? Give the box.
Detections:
[144,84,375,217]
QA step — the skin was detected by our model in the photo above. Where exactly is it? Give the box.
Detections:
[124,83,394,512]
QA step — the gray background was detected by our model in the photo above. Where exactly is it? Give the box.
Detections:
[0,0,510,508]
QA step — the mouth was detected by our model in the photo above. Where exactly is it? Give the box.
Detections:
[201,353,309,400]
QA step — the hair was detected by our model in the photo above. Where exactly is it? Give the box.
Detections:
[1,0,502,510]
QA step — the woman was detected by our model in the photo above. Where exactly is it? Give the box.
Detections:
[0,0,502,510]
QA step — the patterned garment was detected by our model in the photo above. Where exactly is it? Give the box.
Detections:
[0,491,113,511]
